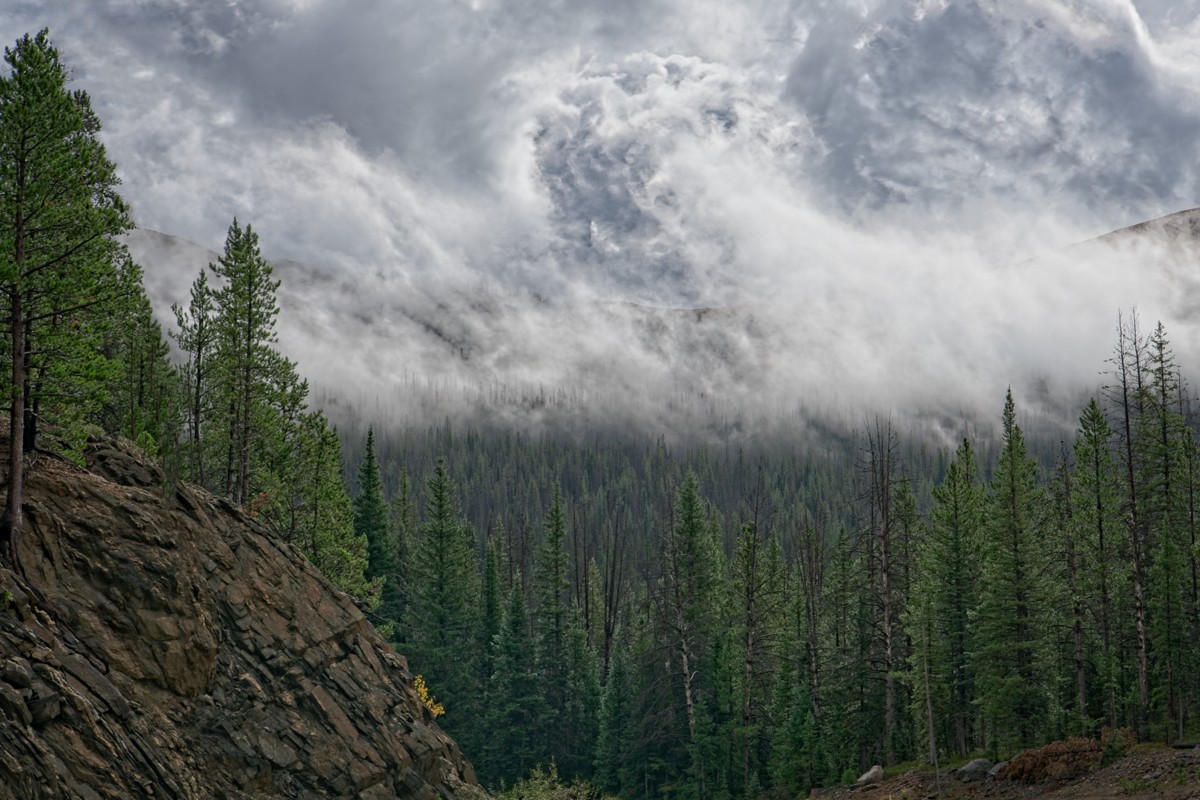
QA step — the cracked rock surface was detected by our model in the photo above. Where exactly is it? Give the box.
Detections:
[0,439,478,799]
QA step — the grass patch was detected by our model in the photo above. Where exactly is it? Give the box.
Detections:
[883,759,923,778]
[1119,776,1153,794]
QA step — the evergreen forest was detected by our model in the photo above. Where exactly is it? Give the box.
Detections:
[4,28,1200,800]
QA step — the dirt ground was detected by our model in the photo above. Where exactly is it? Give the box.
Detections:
[816,746,1200,800]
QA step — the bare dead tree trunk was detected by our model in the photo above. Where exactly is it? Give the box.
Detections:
[1113,312,1150,737]
[865,419,899,765]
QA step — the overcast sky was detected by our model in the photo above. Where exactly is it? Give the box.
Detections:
[4,0,1200,438]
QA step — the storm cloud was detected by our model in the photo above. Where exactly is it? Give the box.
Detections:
[3,0,1200,441]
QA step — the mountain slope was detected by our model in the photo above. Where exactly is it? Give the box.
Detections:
[124,205,1200,445]
[0,436,477,799]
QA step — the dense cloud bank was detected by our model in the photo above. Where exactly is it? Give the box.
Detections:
[5,1,1200,440]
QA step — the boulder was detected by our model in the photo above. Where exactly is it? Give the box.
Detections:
[988,761,1008,780]
[854,764,884,786]
[956,758,994,782]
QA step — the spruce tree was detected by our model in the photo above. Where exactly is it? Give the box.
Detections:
[659,472,724,800]
[561,608,601,781]
[355,427,399,620]
[1071,398,1125,730]
[920,438,983,756]
[533,486,570,760]
[388,470,417,643]
[479,530,505,686]
[1048,452,1086,737]
[293,413,378,604]
[411,459,478,718]
[482,577,541,787]
[595,631,632,794]
[1138,323,1189,741]
[731,521,786,791]
[102,254,177,455]
[975,389,1049,752]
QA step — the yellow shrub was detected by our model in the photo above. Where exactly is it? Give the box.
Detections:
[414,674,445,718]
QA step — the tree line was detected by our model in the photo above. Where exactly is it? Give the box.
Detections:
[351,311,1200,797]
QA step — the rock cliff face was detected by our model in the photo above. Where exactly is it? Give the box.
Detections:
[0,439,478,799]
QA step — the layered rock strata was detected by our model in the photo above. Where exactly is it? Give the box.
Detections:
[0,439,477,799]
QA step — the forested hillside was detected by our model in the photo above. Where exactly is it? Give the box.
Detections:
[343,313,1200,796]
[0,30,375,604]
[5,25,1200,800]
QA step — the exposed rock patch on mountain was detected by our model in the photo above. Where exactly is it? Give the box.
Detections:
[0,437,478,799]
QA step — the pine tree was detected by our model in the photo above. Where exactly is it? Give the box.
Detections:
[792,513,828,769]
[0,30,130,561]
[533,486,570,760]
[975,389,1049,752]
[410,459,478,717]
[1138,323,1189,741]
[210,218,280,505]
[1109,310,1151,735]
[355,427,400,621]
[257,349,310,526]
[388,470,417,643]
[102,254,177,455]
[917,436,983,760]
[658,471,724,800]
[482,577,541,787]
[860,419,906,765]
[171,269,217,486]
[293,412,378,604]
[1071,399,1125,730]
[595,631,632,794]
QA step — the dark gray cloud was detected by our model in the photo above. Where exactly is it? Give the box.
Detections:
[4,0,1200,438]
[786,1,1200,224]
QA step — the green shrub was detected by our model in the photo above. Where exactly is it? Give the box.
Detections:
[500,764,611,800]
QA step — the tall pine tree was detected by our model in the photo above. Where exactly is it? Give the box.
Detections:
[410,460,478,720]
[975,389,1049,752]
[210,218,280,505]
[0,30,130,561]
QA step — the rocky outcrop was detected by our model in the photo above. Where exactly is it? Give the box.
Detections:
[0,439,478,799]
[955,758,993,783]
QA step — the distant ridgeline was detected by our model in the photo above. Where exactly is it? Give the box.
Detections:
[7,26,1200,800]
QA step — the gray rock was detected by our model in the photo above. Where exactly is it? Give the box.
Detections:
[854,764,884,786]
[27,690,60,725]
[1,659,31,689]
[956,758,994,782]
[0,682,31,726]
[988,761,1008,780]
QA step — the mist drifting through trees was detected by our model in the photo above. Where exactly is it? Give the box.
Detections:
[7,12,1200,800]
